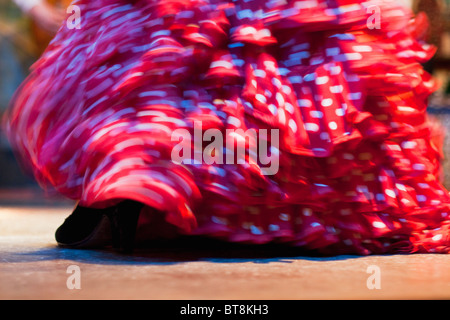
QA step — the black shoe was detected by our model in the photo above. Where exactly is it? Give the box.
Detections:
[108,200,144,254]
[55,204,116,249]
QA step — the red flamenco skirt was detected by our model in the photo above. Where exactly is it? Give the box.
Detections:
[4,0,450,255]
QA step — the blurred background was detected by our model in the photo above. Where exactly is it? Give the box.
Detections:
[0,0,449,205]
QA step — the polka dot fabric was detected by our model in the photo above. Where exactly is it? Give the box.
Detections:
[5,0,450,254]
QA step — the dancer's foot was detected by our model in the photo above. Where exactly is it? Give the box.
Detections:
[109,200,144,254]
[55,204,116,249]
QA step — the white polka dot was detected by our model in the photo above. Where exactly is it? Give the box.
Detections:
[417,51,427,59]
[305,123,319,132]
[356,185,369,193]
[330,85,344,93]
[310,110,323,118]
[289,119,298,132]
[150,30,171,38]
[250,225,263,235]
[401,141,416,149]
[278,109,286,124]
[320,132,330,140]
[272,77,282,88]
[337,53,363,61]
[282,85,291,94]
[240,26,257,35]
[316,76,329,85]
[264,60,276,70]
[385,189,396,198]
[424,81,434,88]
[255,94,267,104]
[416,195,427,202]
[432,234,443,241]
[335,108,345,116]
[387,144,401,151]
[310,222,321,227]
[276,92,285,107]
[288,76,303,84]
[328,121,338,130]
[285,103,294,114]
[412,163,426,171]
[227,116,241,127]
[353,45,372,52]
[326,47,340,56]
[298,99,312,107]
[348,92,362,100]
[311,57,324,65]
[401,199,410,205]
[303,73,316,82]
[372,221,386,229]
[303,208,312,216]
[253,69,266,78]
[398,106,415,113]
[322,98,333,107]
[268,224,280,232]
[256,28,271,39]
[211,60,234,69]
[329,65,342,75]
[268,104,278,115]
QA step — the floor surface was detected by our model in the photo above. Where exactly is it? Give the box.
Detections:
[1,204,450,300]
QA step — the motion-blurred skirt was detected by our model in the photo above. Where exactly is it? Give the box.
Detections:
[5,0,450,254]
